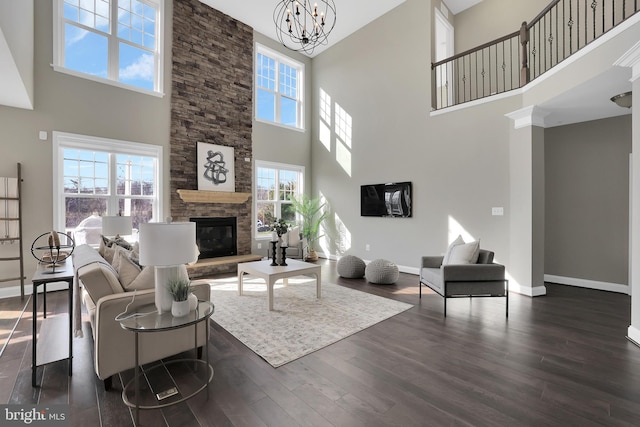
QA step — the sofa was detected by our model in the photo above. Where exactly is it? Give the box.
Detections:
[73,243,210,389]
[419,237,508,317]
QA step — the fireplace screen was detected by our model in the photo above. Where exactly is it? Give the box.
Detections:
[190,217,237,259]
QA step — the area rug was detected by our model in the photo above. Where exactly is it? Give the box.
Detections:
[207,276,413,367]
[0,296,30,358]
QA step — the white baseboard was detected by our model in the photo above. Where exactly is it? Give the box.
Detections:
[0,282,70,299]
[509,282,547,297]
[544,274,630,295]
[628,325,640,347]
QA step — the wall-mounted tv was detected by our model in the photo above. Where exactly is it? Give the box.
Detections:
[361,182,412,217]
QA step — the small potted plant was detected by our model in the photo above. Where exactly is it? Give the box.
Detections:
[168,279,192,317]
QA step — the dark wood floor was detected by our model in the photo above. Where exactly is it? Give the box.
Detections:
[2,259,640,426]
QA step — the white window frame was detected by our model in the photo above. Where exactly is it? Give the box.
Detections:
[52,0,165,97]
[52,131,164,232]
[254,160,305,239]
[255,43,305,131]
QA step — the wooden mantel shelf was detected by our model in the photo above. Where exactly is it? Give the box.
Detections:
[177,189,250,204]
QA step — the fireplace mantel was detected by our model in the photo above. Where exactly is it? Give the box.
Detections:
[177,189,251,204]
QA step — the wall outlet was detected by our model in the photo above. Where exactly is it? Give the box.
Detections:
[492,207,504,216]
[365,244,370,251]
[257,243,262,249]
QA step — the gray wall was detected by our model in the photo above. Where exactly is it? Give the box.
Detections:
[545,115,631,285]
[310,0,516,270]
[250,32,313,255]
[0,0,173,289]
[454,0,549,53]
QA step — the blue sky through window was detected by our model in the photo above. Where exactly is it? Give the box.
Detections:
[61,0,157,92]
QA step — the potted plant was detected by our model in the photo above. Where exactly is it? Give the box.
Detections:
[290,194,328,262]
[168,279,192,317]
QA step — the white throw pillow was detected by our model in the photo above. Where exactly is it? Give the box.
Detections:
[116,253,142,288]
[446,240,480,265]
[288,226,301,246]
[442,235,464,265]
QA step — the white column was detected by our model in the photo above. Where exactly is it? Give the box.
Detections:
[615,42,640,345]
[505,106,549,296]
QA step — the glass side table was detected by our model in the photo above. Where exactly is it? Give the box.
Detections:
[119,300,214,425]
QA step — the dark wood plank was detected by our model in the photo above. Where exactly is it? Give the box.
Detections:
[2,259,640,427]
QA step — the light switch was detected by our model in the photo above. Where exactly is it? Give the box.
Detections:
[492,207,504,216]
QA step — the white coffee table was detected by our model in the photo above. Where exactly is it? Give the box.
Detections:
[237,259,322,311]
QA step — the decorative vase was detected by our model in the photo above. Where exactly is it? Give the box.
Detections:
[171,300,190,317]
[188,293,198,311]
[306,249,319,262]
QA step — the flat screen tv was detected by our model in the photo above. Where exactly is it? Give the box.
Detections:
[361,182,412,217]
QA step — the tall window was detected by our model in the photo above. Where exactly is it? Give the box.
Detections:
[53,0,163,94]
[53,132,163,244]
[255,44,304,129]
[255,161,304,238]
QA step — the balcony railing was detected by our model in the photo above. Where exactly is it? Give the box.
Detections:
[432,0,640,110]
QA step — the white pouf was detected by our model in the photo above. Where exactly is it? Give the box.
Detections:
[365,259,399,284]
[337,255,366,279]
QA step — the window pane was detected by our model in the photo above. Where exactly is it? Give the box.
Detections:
[279,63,297,98]
[281,203,296,224]
[281,97,298,127]
[64,177,79,194]
[118,198,153,229]
[256,167,276,201]
[96,0,109,18]
[256,53,275,90]
[256,202,275,236]
[64,3,79,21]
[65,197,106,229]
[257,89,275,122]
[118,42,154,91]
[279,170,298,201]
[64,24,108,79]
[66,197,106,244]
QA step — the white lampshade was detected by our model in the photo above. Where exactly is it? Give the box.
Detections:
[139,222,198,266]
[102,216,133,236]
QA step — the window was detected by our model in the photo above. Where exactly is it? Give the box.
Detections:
[255,161,304,238]
[53,0,163,94]
[53,132,163,244]
[255,44,304,129]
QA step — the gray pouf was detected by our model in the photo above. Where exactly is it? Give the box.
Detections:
[365,259,399,284]
[337,255,366,279]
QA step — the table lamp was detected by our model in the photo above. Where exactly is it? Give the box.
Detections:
[139,220,198,314]
[102,215,133,237]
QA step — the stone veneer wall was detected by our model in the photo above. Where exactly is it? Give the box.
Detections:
[170,0,254,277]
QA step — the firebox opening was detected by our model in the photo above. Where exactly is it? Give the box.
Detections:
[190,217,237,259]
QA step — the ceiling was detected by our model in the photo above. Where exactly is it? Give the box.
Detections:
[538,66,632,128]
[200,0,407,57]
[199,1,482,57]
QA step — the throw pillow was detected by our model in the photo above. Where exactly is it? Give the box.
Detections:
[288,226,301,246]
[111,245,131,271]
[116,253,142,288]
[124,266,155,291]
[442,235,465,265]
[102,244,116,264]
[446,240,480,265]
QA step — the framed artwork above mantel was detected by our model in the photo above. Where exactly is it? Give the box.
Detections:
[197,142,235,193]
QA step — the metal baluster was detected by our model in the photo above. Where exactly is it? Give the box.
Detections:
[577,0,580,49]
[613,0,615,27]
[475,51,478,100]
[623,0,626,20]
[569,0,573,55]
[556,4,559,66]
[602,0,605,35]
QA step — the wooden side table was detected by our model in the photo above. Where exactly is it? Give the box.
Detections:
[31,259,74,387]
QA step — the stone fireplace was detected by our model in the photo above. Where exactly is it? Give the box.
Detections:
[169,0,254,277]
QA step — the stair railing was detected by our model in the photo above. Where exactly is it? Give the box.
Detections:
[432,0,639,110]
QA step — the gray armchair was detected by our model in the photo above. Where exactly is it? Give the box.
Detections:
[419,249,508,317]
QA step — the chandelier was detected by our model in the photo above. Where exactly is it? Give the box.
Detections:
[274,0,337,55]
